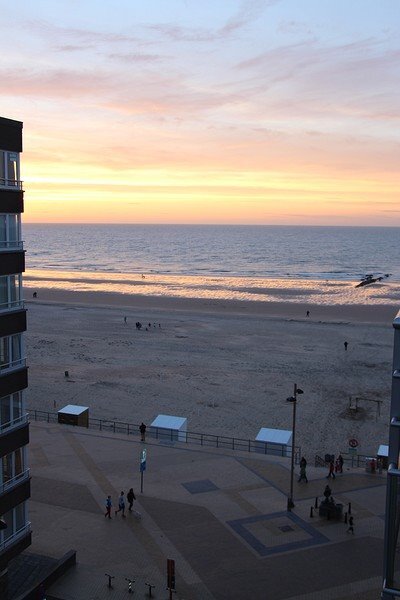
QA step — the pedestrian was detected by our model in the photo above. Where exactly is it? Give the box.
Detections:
[104,495,112,519]
[344,341,348,351]
[298,456,308,482]
[327,460,336,479]
[127,488,136,512]
[115,491,126,517]
[306,310,310,317]
[337,454,344,473]
[347,515,354,534]
[139,422,146,442]
[124,316,127,324]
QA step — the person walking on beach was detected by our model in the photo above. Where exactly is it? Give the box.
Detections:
[327,460,336,479]
[115,491,126,517]
[105,495,112,519]
[298,457,308,483]
[140,422,146,442]
[306,310,310,317]
[127,488,136,512]
[124,316,127,324]
[344,341,348,351]
[347,515,354,534]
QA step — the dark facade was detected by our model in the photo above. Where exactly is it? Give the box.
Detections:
[0,117,31,598]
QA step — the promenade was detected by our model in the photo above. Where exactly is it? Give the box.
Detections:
[23,421,386,599]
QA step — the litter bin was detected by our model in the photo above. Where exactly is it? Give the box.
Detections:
[365,457,376,473]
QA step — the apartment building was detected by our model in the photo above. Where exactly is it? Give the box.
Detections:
[0,117,31,597]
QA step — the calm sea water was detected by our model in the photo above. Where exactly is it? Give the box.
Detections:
[22,225,400,305]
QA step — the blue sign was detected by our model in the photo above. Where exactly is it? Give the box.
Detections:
[140,448,147,472]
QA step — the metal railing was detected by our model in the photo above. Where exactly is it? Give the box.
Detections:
[28,409,301,462]
[315,452,384,469]
[0,240,23,250]
[0,299,24,313]
[0,357,26,373]
[0,178,23,189]
[0,522,31,552]
[0,413,28,435]
[0,468,30,495]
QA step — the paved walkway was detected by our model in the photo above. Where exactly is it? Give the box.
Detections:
[24,422,386,599]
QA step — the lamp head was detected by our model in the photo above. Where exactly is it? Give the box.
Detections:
[297,388,304,395]
[286,396,296,403]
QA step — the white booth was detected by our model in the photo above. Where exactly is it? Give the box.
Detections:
[255,427,292,457]
[377,444,389,469]
[150,414,188,442]
[58,404,89,428]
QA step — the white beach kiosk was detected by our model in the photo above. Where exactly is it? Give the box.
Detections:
[255,427,292,457]
[150,414,188,442]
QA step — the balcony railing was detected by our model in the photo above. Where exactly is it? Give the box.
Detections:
[0,299,24,313]
[0,413,29,435]
[0,357,26,373]
[0,240,24,250]
[0,178,23,190]
[0,522,31,552]
[0,468,30,495]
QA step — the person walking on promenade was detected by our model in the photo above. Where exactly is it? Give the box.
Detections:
[115,491,126,517]
[140,422,146,442]
[298,457,308,483]
[344,341,348,351]
[347,515,354,534]
[327,460,336,479]
[337,454,344,473]
[105,495,112,519]
[127,488,136,512]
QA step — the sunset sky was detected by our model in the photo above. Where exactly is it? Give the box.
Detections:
[1,0,399,225]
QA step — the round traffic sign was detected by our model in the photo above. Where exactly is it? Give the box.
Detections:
[349,438,358,448]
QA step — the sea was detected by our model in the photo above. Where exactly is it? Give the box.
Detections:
[22,224,400,306]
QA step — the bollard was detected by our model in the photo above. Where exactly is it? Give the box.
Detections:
[145,582,156,597]
[310,506,314,518]
[348,502,352,515]
[315,497,318,509]
[125,578,135,594]
[344,512,348,524]
[105,574,114,588]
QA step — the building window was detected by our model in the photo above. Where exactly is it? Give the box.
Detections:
[0,214,21,249]
[0,334,24,370]
[0,150,20,187]
[0,274,22,310]
[0,392,23,430]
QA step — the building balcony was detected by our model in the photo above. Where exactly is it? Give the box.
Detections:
[0,179,23,190]
[0,300,25,314]
[0,468,30,498]
[0,188,24,213]
[0,414,29,438]
[0,241,23,251]
[0,523,31,571]
[0,358,26,375]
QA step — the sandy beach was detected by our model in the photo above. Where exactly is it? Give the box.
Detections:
[24,287,398,461]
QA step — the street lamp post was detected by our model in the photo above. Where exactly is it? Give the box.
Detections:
[287,383,303,511]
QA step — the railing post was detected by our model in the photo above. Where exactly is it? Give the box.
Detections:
[216,436,219,448]
[113,422,115,433]
[100,420,102,431]
[232,437,234,450]
[201,434,203,446]
[127,424,130,435]
[47,412,50,423]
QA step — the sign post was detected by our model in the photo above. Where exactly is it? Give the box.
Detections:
[140,448,147,494]
[167,559,175,600]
